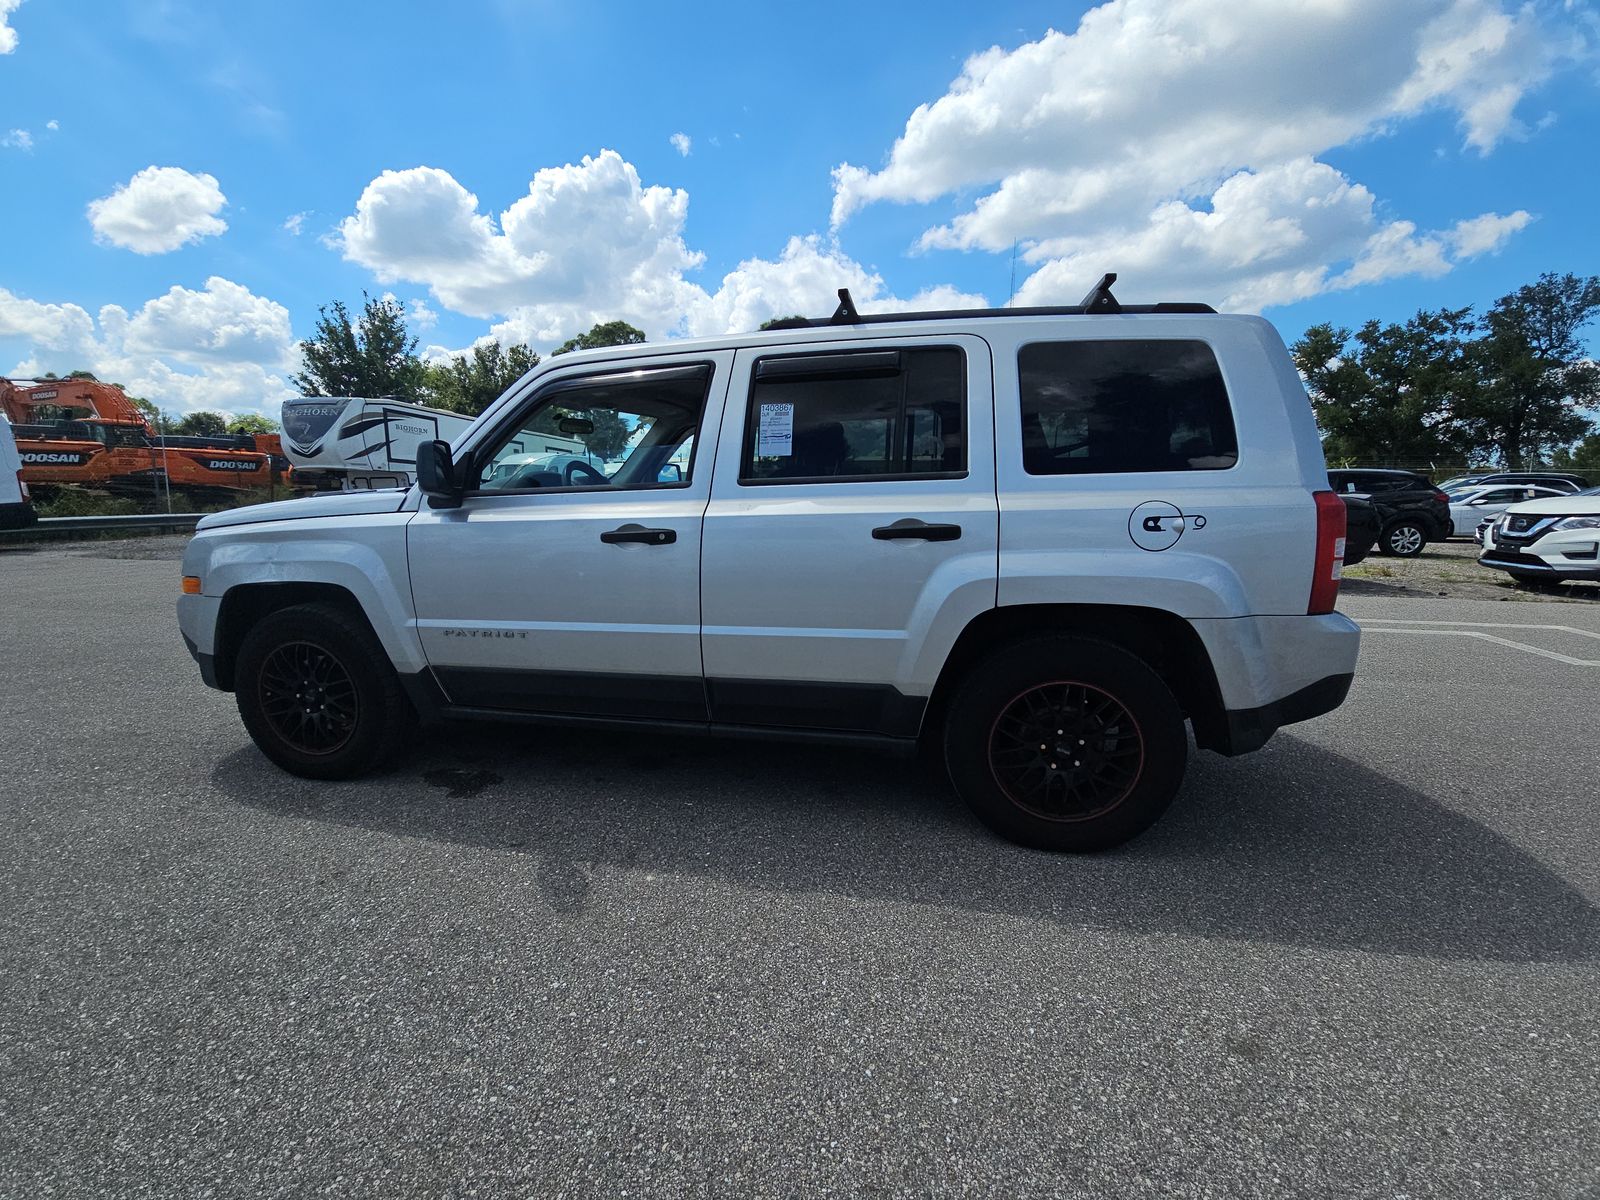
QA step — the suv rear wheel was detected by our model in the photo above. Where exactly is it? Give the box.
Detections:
[1380,520,1427,558]
[235,602,411,779]
[943,637,1187,852]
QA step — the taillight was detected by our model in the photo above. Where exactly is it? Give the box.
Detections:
[1309,490,1346,615]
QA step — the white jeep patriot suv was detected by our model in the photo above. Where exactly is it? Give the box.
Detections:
[178,277,1359,851]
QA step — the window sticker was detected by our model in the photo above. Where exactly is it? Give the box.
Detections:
[757,402,794,456]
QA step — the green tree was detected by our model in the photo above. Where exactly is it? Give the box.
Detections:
[1454,273,1600,468]
[1293,308,1476,464]
[552,320,646,356]
[1550,433,1600,476]
[421,341,541,416]
[127,396,172,432]
[759,315,809,331]
[293,293,426,401]
[226,413,280,435]
[172,411,229,436]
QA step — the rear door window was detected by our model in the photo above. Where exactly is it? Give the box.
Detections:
[1018,339,1237,475]
[741,346,965,483]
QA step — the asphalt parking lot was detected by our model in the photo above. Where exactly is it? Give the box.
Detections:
[2,538,1597,1198]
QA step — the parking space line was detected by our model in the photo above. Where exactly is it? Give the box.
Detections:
[1361,628,1600,666]
[1357,618,1600,641]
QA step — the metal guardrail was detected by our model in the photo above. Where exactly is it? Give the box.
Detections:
[3,512,204,538]
[43,513,204,531]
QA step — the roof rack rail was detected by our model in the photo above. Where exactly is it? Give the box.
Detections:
[774,274,1214,331]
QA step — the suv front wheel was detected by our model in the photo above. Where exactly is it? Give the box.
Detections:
[234,602,411,779]
[944,637,1187,852]
[1380,519,1428,558]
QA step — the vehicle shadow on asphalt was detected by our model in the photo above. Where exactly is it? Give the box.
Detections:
[212,728,1599,965]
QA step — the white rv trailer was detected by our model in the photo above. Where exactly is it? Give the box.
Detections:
[280,398,477,490]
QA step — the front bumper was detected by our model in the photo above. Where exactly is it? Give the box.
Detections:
[1480,526,1600,580]
[177,591,226,689]
[182,632,223,689]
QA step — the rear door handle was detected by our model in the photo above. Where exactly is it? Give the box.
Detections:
[872,520,961,542]
[600,524,676,546]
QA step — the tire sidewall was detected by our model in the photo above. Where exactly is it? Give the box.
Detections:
[944,637,1187,852]
[1383,521,1426,558]
[235,604,402,779]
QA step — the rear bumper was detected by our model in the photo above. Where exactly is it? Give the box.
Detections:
[1215,672,1353,756]
[1190,612,1360,756]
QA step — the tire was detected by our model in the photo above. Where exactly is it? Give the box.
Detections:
[1380,520,1427,558]
[943,637,1187,853]
[234,602,411,779]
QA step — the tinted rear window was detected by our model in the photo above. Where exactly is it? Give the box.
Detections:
[1018,340,1237,475]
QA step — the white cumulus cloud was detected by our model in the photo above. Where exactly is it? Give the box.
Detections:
[1,278,298,418]
[3,128,31,150]
[1448,209,1535,257]
[832,0,1566,310]
[1,0,22,54]
[87,166,229,255]
[335,151,985,349]
[283,210,310,236]
[680,235,985,339]
[670,132,692,157]
[336,151,706,340]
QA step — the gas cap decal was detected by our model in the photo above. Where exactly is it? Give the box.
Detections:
[1129,501,1205,551]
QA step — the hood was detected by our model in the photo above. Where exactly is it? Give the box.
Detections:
[197,488,410,531]
[1500,493,1600,518]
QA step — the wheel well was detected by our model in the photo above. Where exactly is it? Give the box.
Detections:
[212,582,368,691]
[923,604,1229,751]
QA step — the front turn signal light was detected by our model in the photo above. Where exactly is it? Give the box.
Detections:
[181,576,202,595]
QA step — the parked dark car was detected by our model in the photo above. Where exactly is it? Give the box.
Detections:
[1339,494,1378,565]
[1326,469,1451,557]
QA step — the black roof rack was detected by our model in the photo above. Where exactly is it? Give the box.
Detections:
[764,273,1215,332]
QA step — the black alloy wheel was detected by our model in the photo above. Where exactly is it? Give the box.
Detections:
[987,681,1144,822]
[256,641,359,755]
[234,602,411,779]
[944,636,1187,852]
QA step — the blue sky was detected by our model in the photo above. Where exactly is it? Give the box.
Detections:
[1,0,1597,417]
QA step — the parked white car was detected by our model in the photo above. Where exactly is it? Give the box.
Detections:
[1445,484,1567,537]
[178,278,1360,852]
[1480,488,1600,584]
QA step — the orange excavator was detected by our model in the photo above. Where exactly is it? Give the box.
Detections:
[0,377,279,497]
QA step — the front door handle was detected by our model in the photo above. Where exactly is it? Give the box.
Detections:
[601,524,676,546]
[872,519,962,542]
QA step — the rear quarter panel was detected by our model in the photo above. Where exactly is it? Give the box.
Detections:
[991,315,1324,619]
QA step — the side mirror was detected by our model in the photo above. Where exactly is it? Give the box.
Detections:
[416,439,464,509]
[658,463,683,484]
